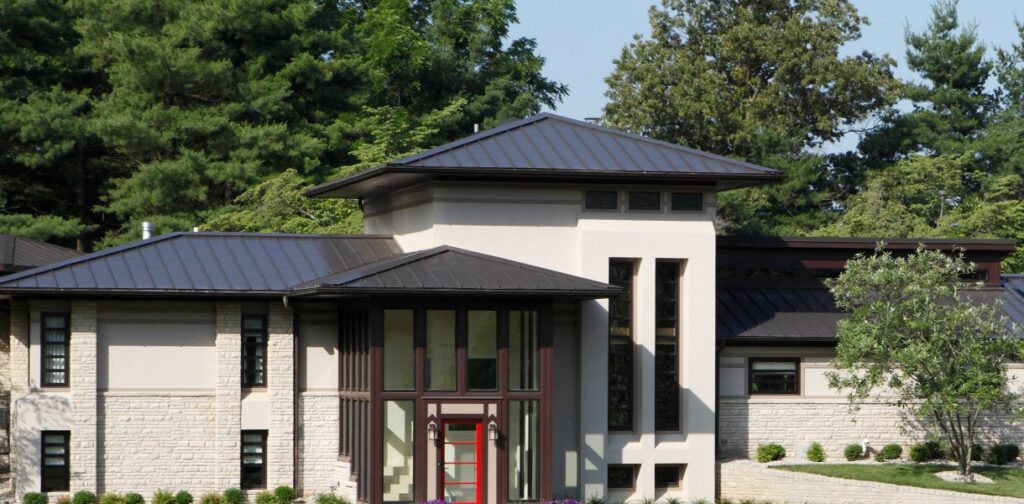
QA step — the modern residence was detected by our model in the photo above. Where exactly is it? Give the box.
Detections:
[0,114,1020,504]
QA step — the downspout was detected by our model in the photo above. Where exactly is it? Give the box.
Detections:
[284,295,300,493]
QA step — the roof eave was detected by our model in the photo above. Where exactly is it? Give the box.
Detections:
[288,286,617,299]
[0,288,287,298]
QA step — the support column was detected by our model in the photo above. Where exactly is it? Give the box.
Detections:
[70,300,98,493]
[9,300,29,499]
[268,303,295,487]
[216,302,243,489]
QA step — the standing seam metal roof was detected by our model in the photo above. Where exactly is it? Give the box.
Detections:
[0,234,82,273]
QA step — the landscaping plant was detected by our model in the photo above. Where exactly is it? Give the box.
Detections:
[255,492,276,504]
[879,443,902,461]
[23,493,46,504]
[987,444,1021,465]
[807,442,825,462]
[756,443,786,463]
[313,495,350,504]
[124,494,145,504]
[222,489,244,504]
[73,491,98,504]
[99,494,125,504]
[844,443,864,461]
[827,247,1024,476]
[174,492,194,504]
[152,491,175,504]
[273,487,296,504]
[198,494,222,504]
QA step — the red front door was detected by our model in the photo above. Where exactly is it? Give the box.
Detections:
[440,419,483,504]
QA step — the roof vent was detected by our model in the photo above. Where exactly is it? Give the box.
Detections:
[584,117,601,125]
[473,123,480,134]
[141,221,152,240]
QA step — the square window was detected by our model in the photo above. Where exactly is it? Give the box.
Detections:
[241,430,267,489]
[41,431,70,492]
[671,192,703,211]
[749,358,800,395]
[655,464,684,488]
[607,465,637,489]
[585,190,618,210]
[628,191,660,210]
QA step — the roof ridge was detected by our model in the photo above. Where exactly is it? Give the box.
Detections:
[293,246,449,289]
[388,114,551,166]
[438,246,614,289]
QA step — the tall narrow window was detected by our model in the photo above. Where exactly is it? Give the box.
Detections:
[468,311,497,390]
[383,400,415,502]
[41,431,70,491]
[655,261,681,431]
[384,310,415,391]
[242,315,267,387]
[426,310,456,391]
[509,310,538,391]
[241,430,267,489]
[608,260,635,431]
[508,400,538,501]
[42,313,70,386]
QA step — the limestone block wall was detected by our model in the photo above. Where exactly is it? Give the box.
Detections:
[216,302,243,490]
[297,393,357,502]
[267,304,295,488]
[70,301,98,492]
[97,393,218,494]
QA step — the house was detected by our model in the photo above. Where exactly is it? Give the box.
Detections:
[0,113,1019,504]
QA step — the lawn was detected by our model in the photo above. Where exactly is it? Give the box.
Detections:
[774,464,1024,498]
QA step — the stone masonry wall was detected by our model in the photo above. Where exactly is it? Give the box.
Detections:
[718,459,1024,504]
[268,304,295,488]
[216,302,242,490]
[70,301,98,493]
[719,398,1024,460]
[98,393,218,495]
[9,300,28,499]
[297,393,357,502]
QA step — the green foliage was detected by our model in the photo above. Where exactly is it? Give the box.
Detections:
[174,491,193,504]
[152,491,175,504]
[987,444,1021,465]
[221,489,244,504]
[254,492,275,504]
[272,487,295,504]
[828,248,1024,475]
[23,493,46,504]
[585,496,605,504]
[807,442,826,463]
[198,494,222,504]
[72,491,98,504]
[123,494,144,504]
[909,441,945,462]
[98,495,124,504]
[756,443,786,463]
[879,444,903,461]
[313,494,350,504]
[844,444,864,461]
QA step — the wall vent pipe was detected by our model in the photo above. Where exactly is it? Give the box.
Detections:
[141,221,152,240]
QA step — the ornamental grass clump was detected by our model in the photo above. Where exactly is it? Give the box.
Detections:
[314,495,351,504]
[99,494,125,504]
[152,491,175,504]
[756,443,786,463]
[807,442,825,462]
[124,494,145,504]
[198,494,222,504]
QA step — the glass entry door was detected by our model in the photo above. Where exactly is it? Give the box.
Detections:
[441,419,483,504]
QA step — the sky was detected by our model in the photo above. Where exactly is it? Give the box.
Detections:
[508,0,1024,152]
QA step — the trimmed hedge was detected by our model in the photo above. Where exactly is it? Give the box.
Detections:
[756,443,786,463]
[909,441,943,462]
[879,443,902,461]
[844,443,864,461]
[73,491,98,504]
[23,493,47,504]
[806,442,825,463]
[222,489,244,504]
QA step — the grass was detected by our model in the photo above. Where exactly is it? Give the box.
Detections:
[775,463,1024,498]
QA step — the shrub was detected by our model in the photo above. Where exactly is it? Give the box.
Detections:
[173,492,193,504]
[314,495,350,504]
[199,494,222,504]
[987,444,1021,465]
[585,496,605,504]
[971,443,984,462]
[57,497,72,504]
[806,442,825,462]
[255,492,275,504]
[153,491,176,504]
[73,491,98,504]
[879,443,902,461]
[23,493,46,504]
[124,494,145,504]
[99,494,125,504]
[844,443,864,461]
[273,487,295,504]
[910,441,943,462]
[222,489,244,504]
[756,443,786,463]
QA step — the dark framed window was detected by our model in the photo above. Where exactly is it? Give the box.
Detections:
[655,464,684,489]
[607,465,637,490]
[748,358,800,395]
[671,192,703,211]
[42,313,70,387]
[241,430,267,489]
[585,190,618,210]
[467,310,498,390]
[628,191,660,210]
[41,431,70,492]
[655,261,680,431]
[608,260,635,431]
[242,315,267,387]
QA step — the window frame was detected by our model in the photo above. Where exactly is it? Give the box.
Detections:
[41,430,70,492]
[607,259,636,432]
[241,429,268,489]
[654,260,681,432]
[241,314,268,388]
[670,192,703,211]
[748,357,801,396]
[41,312,71,388]
[654,464,684,490]
[628,191,661,211]
[606,464,638,490]
[584,190,619,210]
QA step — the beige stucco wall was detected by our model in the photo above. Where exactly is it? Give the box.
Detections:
[365,182,719,501]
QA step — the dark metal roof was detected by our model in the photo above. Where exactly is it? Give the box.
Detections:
[306,113,784,198]
[291,246,618,298]
[718,235,1017,252]
[0,232,403,296]
[0,232,617,299]
[0,234,82,274]
[719,284,1024,344]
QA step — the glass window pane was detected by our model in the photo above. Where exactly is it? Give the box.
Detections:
[508,400,538,501]
[243,317,264,330]
[585,190,618,210]
[426,310,456,391]
[445,484,476,503]
[671,192,703,211]
[509,311,538,391]
[468,311,497,390]
[44,316,66,329]
[384,310,415,391]
[749,360,799,394]
[655,261,680,431]
[608,260,634,431]
[383,400,415,502]
[628,191,660,210]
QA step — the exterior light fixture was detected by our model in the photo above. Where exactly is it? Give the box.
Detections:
[488,421,499,441]
[427,421,439,441]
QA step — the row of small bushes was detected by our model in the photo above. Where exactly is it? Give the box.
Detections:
[756,440,1021,465]
[909,440,1020,465]
[24,487,351,504]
